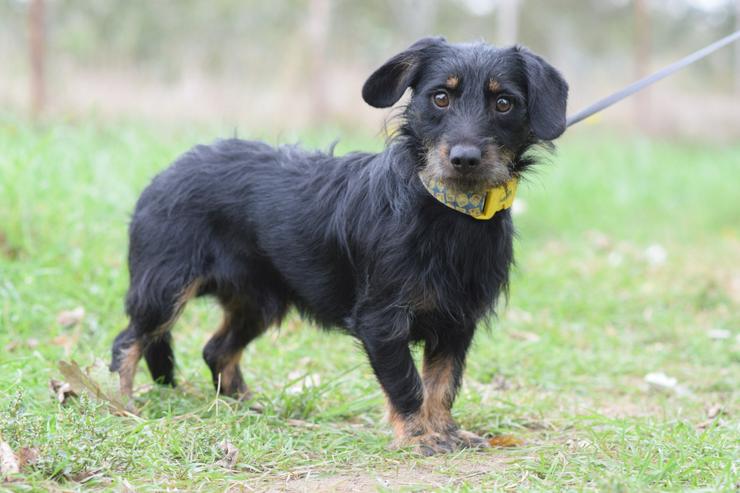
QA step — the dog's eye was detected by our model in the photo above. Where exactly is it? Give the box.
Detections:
[432,91,450,108]
[495,97,513,113]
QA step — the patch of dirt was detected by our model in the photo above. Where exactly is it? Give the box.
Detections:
[273,455,513,492]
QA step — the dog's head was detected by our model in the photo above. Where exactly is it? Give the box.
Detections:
[362,37,568,189]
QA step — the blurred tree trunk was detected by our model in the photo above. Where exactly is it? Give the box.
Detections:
[28,0,46,119]
[497,0,520,46]
[307,0,330,123]
[633,0,651,130]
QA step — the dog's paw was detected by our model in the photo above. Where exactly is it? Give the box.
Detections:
[219,380,253,402]
[391,432,457,456]
[449,429,490,450]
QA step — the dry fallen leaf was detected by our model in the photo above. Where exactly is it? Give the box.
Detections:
[217,440,239,469]
[566,438,592,450]
[488,435,523,447]
[17,447,39,470]
[4,341,20,352]
[57,360,133,417]
[706,404,724,420]
[52,334,70,346]
[0,232,20,259]
[56,307,85,327]
[70,469,103,483]
[491,374,511,391]
[0,441,19,475]
[49,379,77,404]
[508,330,540,343]
[286,418,320,429]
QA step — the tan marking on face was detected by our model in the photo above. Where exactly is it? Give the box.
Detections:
[118,341,142,399]
[480,144,514,186]
[421,141,513,190]
[419,141,449,185]
[488,78,501,92]
[445,75,459,90]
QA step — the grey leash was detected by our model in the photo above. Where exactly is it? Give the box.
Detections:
[566,30,740,128]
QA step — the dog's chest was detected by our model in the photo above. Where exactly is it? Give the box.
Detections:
[403,213,514,315]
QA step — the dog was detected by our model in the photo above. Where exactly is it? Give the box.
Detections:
[110,36,568,455]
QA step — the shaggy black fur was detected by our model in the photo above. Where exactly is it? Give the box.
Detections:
[110,37,568,454]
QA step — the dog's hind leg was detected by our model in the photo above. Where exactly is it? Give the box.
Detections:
[140,279,202,386]
[202,296,268,399]
[110,325,143,403]
[110,276,201,401]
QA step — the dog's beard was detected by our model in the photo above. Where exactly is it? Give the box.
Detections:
[419,142,514,190]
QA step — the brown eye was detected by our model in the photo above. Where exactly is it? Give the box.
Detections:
[432,91,449,108]
[495,97,512,113]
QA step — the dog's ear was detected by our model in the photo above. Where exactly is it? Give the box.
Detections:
[517,47,569,141]
[362,36,446,108]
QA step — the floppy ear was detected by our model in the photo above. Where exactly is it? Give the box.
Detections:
[518,47,569,141]
[362,36,446,108]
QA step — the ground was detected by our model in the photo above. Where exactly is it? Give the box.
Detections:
[0,117,738,492]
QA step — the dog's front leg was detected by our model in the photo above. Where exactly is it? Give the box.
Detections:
[358,322,464,455]
[421,338,489,450]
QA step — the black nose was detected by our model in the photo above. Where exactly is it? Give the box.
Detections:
[449,144,481,169]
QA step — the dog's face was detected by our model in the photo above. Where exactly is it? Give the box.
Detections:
[362,37,568,189]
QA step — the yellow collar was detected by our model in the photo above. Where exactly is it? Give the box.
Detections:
[419,174,518,220]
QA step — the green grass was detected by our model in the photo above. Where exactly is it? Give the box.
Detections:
[0,115,738,492]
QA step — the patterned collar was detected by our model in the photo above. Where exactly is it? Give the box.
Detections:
[419,174,518,220]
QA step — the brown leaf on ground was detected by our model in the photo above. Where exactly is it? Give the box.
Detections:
[0,441,19,476]
[286,418,320,429]
[491,374,511,391]
[706,404,724,420]
[51,334,77,355]
[56,307,85,327]
[50,379,77,404]
[488,435,523,447]
[17,447,39,471]
[4,341,20,352]
[217,440,239,469]
[697,404,726,430]
[0,232,20,259]
[57,360,134,417]
[508,331,540,343]
[69,469,104,484]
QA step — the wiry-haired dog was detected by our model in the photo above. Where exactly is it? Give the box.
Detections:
[110,37,568,455]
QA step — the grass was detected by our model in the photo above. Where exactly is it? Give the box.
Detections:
[0,114,738,492]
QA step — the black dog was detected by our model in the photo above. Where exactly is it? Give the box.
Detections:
[110,37,567,455]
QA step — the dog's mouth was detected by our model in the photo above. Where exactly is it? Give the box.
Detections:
[420,143,514,191]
